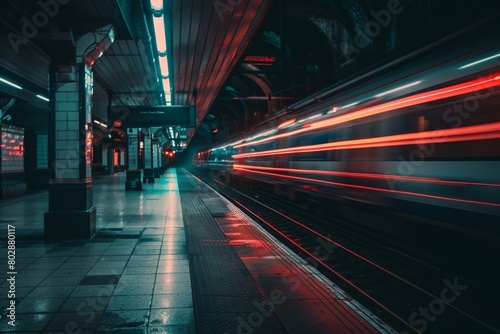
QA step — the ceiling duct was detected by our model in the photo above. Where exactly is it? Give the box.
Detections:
[76,24,116,66]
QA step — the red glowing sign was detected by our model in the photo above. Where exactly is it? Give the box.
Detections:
[1,126,24,171]
[243,55,276,65]
[113,119,122,128]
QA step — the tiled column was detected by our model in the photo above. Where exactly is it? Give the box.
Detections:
[142,129,154,183]
[125,127,142,189]
[44,24,115,239]
[102,142,113,174]
[44,63,96,239]
[144,129,152,168]
[127,128,140,170]
[152,139,160,177]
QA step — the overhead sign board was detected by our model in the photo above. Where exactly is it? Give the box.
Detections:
[108,105,196,128]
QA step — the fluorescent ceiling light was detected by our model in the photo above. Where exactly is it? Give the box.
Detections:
[0,77,22,90]
[153,15,166,53]
[36,94,49,102]
[151,7,171,105]
[159,56,169,77]
[150,0,163,10]
[162,78,171,92]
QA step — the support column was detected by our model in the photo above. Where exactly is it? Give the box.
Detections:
[102,143,114,174]
[44,63,96,239]
[142,128,154,183]
[153,139,160,177]
[125,128,142,189]
[44,24,115,240]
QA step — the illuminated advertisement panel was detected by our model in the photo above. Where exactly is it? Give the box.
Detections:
[1,125,24,171]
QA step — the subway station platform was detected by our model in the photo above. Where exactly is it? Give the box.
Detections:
[0,169,396,333]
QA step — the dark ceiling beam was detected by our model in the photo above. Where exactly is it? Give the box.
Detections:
[115,0,138,40]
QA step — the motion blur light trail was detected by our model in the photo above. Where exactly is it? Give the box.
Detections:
[232,165,500,187]
[233,167,500,208]
[233,121,500,158]
[234,73,500,149]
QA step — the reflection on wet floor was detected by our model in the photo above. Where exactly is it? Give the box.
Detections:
[0,169,195,333]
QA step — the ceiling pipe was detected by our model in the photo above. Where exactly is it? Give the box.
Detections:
[76,24,116,66]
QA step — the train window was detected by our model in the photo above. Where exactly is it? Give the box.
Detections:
[244,141,276,161]
[293,132,329,161]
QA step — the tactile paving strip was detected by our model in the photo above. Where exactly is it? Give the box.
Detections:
[178,170,287,334]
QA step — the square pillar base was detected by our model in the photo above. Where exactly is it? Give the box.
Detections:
[143,168,155,184]
[126,170,143,190]
[44,207,96,240]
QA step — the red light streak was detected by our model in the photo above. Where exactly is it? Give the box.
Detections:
[229,198,420,329]
[234,168,500,207]
[233,121,500,158]
[232,164,500,187]
[234,73,500,149]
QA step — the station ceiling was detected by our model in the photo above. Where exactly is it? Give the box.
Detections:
[0,0,273,144]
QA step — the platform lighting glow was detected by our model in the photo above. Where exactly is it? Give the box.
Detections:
[459,53,500,69]
[36,94,49,102]
[160,56,169,77]
[150,0,163,10]
[151,7,171,106]
[375,81,422,97]
[0,77,22,90]
[153,15,166,53]
[162,78,170,92]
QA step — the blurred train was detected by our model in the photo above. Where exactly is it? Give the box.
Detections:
[195,21,500,241]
